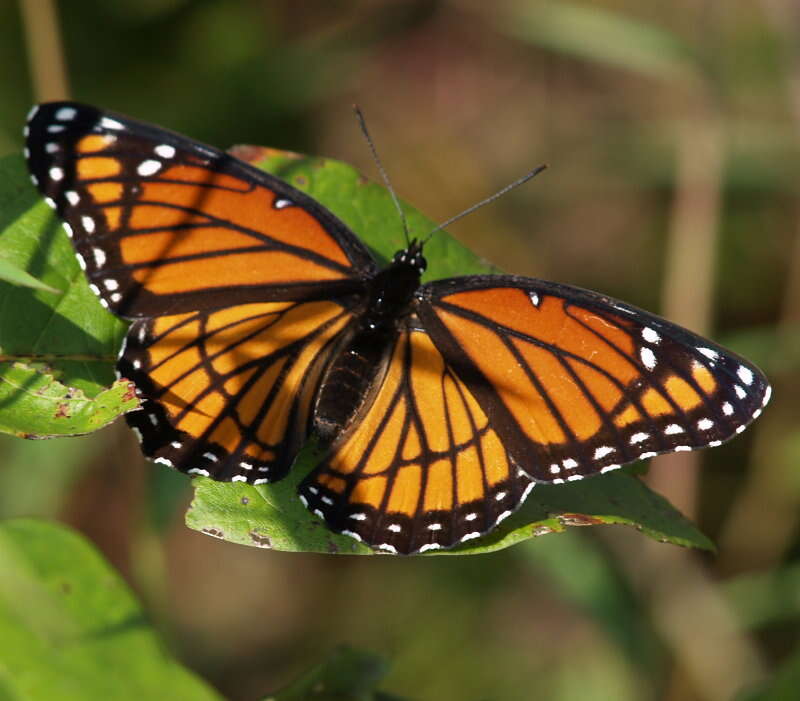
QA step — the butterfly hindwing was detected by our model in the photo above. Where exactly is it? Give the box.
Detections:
[299,326,535,554]
[25,102,376,318]
[119,300,354,483]
[416,276,770,483]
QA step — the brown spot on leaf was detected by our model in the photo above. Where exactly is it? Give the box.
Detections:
[241,496,249,505]
[54,402,70,418]
[532,525,554,536]
[249,531,272,548]
[556,513,606,527]
[201,527,225,539]
[121,381,137,403]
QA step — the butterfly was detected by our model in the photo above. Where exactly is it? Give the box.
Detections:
[24,101,770,554]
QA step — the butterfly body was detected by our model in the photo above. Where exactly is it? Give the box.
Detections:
[24,101,770,554]
[314,244,426,441]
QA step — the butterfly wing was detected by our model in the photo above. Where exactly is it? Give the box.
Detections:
[25,102,377,318]
[299,326,535,554]
[414,275,770,483]
[119,300,355,482]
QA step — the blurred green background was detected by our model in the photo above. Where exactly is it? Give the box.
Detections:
[2,1,799,699]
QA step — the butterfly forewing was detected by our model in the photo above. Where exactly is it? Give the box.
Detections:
[25,102,375,318]
[417,276,770,483]
[299,327,535,554]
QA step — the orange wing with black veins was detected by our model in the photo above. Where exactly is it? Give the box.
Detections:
[299,327,535,554]
[25,102,376,318]
[416,276,770,484]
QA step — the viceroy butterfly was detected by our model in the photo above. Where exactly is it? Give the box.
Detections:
[24,102,770,555]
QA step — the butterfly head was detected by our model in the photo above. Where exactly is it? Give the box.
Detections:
[392,239,427,274]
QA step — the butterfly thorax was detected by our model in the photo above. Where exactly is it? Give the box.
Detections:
[313,243,426,442]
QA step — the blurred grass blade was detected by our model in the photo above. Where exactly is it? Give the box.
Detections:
[503,2,699,82]
[0,255,61,293]
[0,519,222,700]
[267,646,395,701]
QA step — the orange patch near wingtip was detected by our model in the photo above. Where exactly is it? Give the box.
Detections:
[77,157,121,179]
[665,374,703,410]
[692,363,717,394]
[77,134,116,153]
[87,182,123,203]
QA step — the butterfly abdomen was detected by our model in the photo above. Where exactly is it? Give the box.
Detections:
[314,250,424,442]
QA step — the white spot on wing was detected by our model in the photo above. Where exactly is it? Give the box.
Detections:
[65,190,79,205]
[737,365,754,386]
[49,166,64,181]
[103,279,118,291]
[427,523,442,531]
[418,543,441,553]
[698,347,719,362]
[63,223,73,238]
[529,291,540,307]
[188,468,210,476]
[154,144,176,158]
[92,248,106,267]
[465,512,478,521]
[642,327,661,344]
[26,105,39,121]
[45,142,59,154]
[274,198,293,209]
[594,446,615,459]
[202,452,219,462]
[562,458,578,469]
[630,432,649,445]
[762,386,772,406]
[55,106,77,121]
[81,215,95,233]
[154,457,173,467]
[349,513,367,521]
[601,464,620,473]
[388,524,402,533]
[99,117,124,130]
[722,402,734,416]
[47,124,65,133]
[665,423,684,435]
[137,160,162,176]
[232,475,247,482]
[640,347,657,370]
[735,385,747,399]
[697,418,714,431]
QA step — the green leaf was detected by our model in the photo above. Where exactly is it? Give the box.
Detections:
[0,154,128,398]
[265,646,398,701]
[501,2,699,83]
[0,363,138,437]
[0,256,61,294]
[0,519,222,700]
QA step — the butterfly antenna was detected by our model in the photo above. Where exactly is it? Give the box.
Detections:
[353,105,411,246]
[422,164,548,244]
